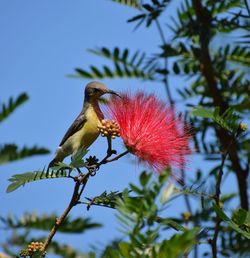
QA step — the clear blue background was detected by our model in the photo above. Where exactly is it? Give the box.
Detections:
[0,0,239,256]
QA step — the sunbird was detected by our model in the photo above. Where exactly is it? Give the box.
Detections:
[49,81,120,167]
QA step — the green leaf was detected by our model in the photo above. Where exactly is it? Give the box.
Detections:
[158,228,200,257]
[0,144,50,165]
[139,171,151,187]
[226,45,250,66]
[110,0,141,9]
[0,93,28,123]
[213,204,250,239]
[156,217,186,231]
[191,106,214,119]
[1,212,101,233]
[232,209,248,226]
[70,148,88,168]
[74,68,93,78]
[127,13,146,23]
[85,190,126,209]
[7,169,71,193]
[192,106,241,133]
[73,47,155,81]
[118,242,131,257]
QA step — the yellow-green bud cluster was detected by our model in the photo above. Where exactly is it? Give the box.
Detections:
[239,123,247,132]
[20,242,45,257]
[27,241,44,253]
[98,119,120,139]
[182,212,191,221]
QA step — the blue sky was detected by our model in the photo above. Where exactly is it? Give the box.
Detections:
[0,0,240,256]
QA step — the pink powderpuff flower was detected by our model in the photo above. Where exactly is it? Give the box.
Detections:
[106,92,192,172]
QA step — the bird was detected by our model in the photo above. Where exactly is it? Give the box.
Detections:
[49,81,120,167]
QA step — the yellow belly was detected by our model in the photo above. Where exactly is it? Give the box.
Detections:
[72,113,100,152]
[72,107,100,152]
[56,107,101,161]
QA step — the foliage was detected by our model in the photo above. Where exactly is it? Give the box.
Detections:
[0,212,101,234]
[110,0,141,10]
[6,169,70,193]
[0,93,50,166]
[67,0,250,257]
[72,47,156,80]
[0,144,49,165]
[212,204,250,239]
[84,190,126,209]
[192,106,241,133]
[2,230,96,258]
[1,0,250,257]
[0,93,28,123]
[103,171,201,257]
[6,148,90,193]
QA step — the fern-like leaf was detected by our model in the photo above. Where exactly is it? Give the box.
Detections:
[213,204,250,240]
[128,1,170,28]
[84,190,126,209]
[0,93,28,123]
[225,45,250,66]
[109,0,141,9]
[0,212,101,233]
[0,144,50,165]
[192,106,241,133]
[6,168,71,193]
[72,47,156,81]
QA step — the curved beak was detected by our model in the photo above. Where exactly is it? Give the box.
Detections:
[107,90,121,98]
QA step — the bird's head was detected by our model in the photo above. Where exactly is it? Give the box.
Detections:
[84,81,120,102]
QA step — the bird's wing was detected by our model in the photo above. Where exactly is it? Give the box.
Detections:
[59,113,87,147]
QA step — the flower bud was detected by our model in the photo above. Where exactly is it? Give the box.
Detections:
[98,119,120,139]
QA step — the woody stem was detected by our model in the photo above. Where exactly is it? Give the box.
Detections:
[41,172,90,252]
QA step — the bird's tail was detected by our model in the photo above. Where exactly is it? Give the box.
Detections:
[48,158,60,169]
[48,148,65,169]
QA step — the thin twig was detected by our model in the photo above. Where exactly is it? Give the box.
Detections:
[41,181,81,252]
[181,169,193,214]
[78,173,90,198]
[101,150,129,164]
[181,169,198,258]
[41,170,91,252]
[245,0,250,17]
[210,131,239,258]
[41,136,130,252]
[210,153,227,258]
[155,19,173,105]
[98,136,116,165]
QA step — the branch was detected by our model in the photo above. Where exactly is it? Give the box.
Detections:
[192,0,249,210]
[245,0,250,17]
[155,19,173,105]
[97,137,129,166]
[41,172,90,252]
[210,130,240,258]
[101,150,129,164]
[40,138,129,252]
[181,169,199,258]
[97,136,116,166]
